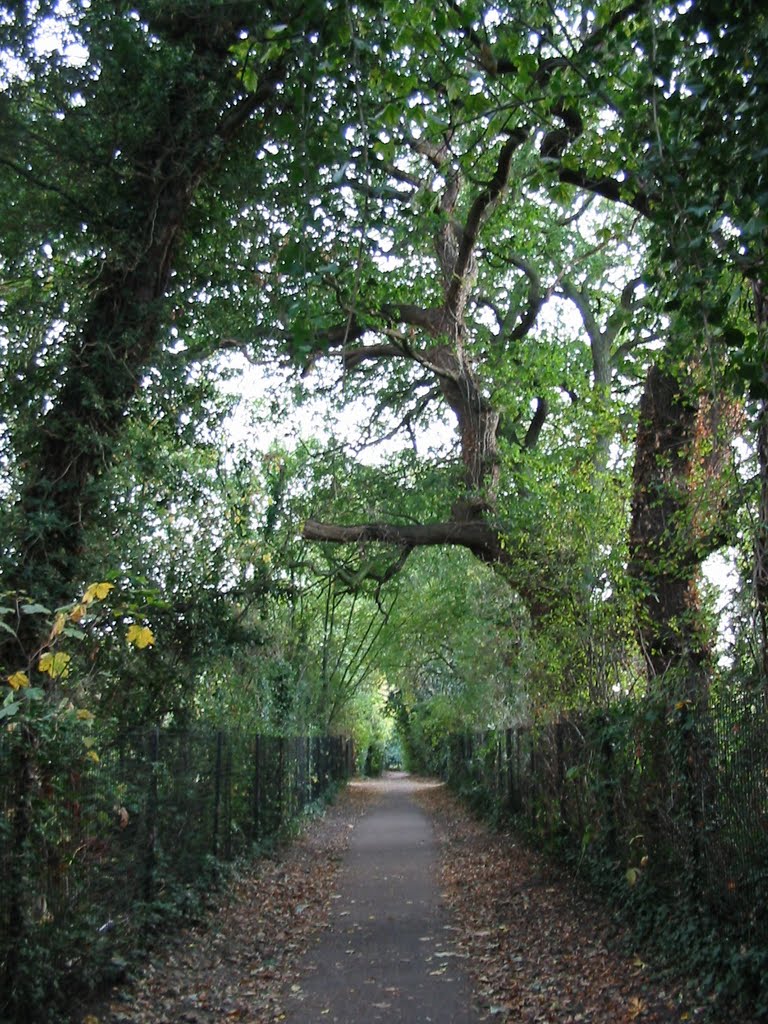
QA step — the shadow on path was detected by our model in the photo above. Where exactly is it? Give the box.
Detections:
[283,772,481,1023]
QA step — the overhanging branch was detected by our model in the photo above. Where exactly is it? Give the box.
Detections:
[303,518,511,566]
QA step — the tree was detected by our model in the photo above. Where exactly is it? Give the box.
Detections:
[276,0,661,705]
[285,0,758,708]
[624,0,767,683]
[0,0,349,675]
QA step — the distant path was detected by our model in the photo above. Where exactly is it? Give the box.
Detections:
[283,773,481,1023]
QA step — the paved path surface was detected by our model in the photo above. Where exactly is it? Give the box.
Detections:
[283,774,480,1023]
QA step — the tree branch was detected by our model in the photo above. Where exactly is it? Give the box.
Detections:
[447,130,528,314]
[506,255,545,341]
[557,166,652,217]
[342,343,410,369]
[303,518,510,566]
[524,397,549,449]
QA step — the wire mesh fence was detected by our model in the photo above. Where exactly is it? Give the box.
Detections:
[0,725,354,1020]
[446,691,768,949]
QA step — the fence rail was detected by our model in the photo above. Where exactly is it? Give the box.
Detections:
[0,726,354,1021]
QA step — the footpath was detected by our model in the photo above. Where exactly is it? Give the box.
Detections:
[83,774,740,1024]
[282,774,479,1022]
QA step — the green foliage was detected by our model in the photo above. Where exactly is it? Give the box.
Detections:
[441,693,768,1018]
[1,0,767,1014]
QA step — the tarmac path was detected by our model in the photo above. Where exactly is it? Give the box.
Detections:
[283,774,481,1023]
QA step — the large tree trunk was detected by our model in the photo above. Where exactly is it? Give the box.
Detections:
[627,361,737,896]
[630,366,733,704]
[3,18,285,666]
[751,282,768,683]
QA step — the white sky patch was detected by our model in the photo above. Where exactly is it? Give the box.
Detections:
[703,549,740,667]
[219,353,454,465]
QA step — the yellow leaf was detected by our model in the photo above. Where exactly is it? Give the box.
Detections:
[50,612,67,639]
[85,749,100,764]
[69,602,87,624]
[626,867,640,887]
[76,708,95,721]
[628,996,646,1019]
[82,581,114,604]
[7,671,29,691]
[126,624,154,649]
[38,652,71,679]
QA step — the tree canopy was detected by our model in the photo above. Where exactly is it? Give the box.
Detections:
[1,0,766,749]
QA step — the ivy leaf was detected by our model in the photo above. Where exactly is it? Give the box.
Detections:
[21,603,50,615]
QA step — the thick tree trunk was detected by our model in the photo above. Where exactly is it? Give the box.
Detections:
[5,37,282,632]
[628,364,713,701]
[426,338,502,504]
[752,282,768,683]
[626,362,740,896]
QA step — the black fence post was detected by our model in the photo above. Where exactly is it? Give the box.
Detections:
[600,717,617,858]
[223,733,233,860]
[2,731,33,1015]
[529,729,537,831]
[303,736,310,807]
[212,730,223,858]
[505,727,514,812]
[277,736,286,827]
[256,737,264,839]
[556,720,567,829]
[144,727,160,906]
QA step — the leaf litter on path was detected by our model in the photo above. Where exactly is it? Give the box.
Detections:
[78,785,375,1024]
[80,777,752,1024]
[415,783,751,1024]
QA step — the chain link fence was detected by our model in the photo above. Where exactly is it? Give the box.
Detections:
[0,726,354,1021]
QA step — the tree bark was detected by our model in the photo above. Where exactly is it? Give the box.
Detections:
[628,363,716,700]
[747,282,768,687]
[6,29,285,622]
[304,518,509,563]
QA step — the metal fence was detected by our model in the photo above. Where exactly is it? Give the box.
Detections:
[446,690,768,949]
[0,726,354,1022]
